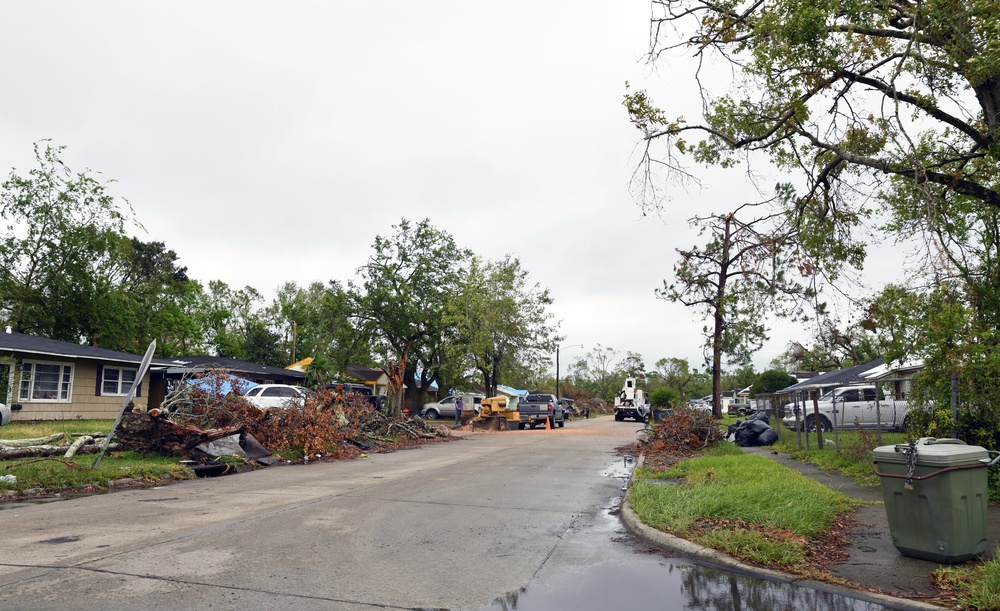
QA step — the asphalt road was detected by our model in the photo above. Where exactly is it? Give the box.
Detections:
[0,416,641,610]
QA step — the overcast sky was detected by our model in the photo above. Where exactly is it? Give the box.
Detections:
[0,2,895,374]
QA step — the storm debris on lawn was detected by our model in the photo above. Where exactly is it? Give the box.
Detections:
[119,370,449,463]
[641,407,726,457]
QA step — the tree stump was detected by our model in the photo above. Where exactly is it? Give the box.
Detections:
[116,411,243,458]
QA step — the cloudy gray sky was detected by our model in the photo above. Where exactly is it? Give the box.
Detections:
[0,2,888,373]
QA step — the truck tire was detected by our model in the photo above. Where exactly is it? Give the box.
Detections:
[805,414,832,433]
[424,409,439,420]
[558,419,565,428]
[518,422,526,430]
[614,412,623,422]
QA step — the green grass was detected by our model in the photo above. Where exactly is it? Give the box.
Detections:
[1,451,193,494]
[630,451,854,570]
[695,527,807,568]
[0,419,118,439]
[935,556,1000,609]
[0,420,193,495]
[773,425,909,486]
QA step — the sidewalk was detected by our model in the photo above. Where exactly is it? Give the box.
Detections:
[741,445,1000,602]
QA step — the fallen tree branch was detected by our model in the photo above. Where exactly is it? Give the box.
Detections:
[64,436,94,458]
[0,443,121,460]
[0,433,68,448]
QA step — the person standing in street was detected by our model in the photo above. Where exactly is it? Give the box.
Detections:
[455,396,464,426]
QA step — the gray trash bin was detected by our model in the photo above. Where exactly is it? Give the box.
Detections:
[873,438,993,563]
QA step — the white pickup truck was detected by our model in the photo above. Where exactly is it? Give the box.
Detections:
[781,385,910,432]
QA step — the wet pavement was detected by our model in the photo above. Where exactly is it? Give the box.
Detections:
[742,445,1000,604]
[474,452,904,611]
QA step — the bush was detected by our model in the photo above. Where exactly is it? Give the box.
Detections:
[649,387,681,408]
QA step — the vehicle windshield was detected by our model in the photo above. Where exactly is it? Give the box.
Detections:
[818,390,834,402]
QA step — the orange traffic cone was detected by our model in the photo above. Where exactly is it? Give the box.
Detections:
[545,417,551,431]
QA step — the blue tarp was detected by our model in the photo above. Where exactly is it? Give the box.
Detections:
[186,374,258,396]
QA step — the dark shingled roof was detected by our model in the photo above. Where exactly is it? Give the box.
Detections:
[159,355,305,380]
[0,330,149,365]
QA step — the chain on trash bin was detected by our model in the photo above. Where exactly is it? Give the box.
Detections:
[903,440,917,490]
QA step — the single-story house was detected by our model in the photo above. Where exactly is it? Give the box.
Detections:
[0,328,157,421]
[345,364,389,396]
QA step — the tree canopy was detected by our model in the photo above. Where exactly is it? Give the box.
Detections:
[627,0,1000,265]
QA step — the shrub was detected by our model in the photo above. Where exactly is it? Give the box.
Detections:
[649,387,681,408]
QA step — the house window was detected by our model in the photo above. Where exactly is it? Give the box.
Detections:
[102,366,138,396]
[19,361,74,402]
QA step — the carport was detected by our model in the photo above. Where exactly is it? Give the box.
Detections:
[775,358,885,451]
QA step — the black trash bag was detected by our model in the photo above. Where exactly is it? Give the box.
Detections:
[727,418,779,447]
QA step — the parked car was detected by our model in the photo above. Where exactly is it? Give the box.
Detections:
[781,385,910,432]
[325,382,386,410]
[727,403,752,416]
[0,402,9,426]
[421,394,483,420]
[243,384,313,411]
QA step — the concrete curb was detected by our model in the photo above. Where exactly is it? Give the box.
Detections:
[621,456,948,611]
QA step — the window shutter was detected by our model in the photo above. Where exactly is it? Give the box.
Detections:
[95,364,103,397]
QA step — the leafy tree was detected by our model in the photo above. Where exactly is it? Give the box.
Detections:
[570,345,625,403]
[658,202,813,417]
[649,386,682,408]
[449,255,557,397]
[351,219,471,417]
[0,142,137,341]
[649,357,708,399]
[750,369,797,397]
[86,237,201,356]
[772,319,884,373]
[270,280,368,374]
[626,0,1000,273]
[617,351,647,382]
[196,281,284,365]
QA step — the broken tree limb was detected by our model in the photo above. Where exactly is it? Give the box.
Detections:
[0,443,121,459]
[0,433,68,448]
[64,435,94,458]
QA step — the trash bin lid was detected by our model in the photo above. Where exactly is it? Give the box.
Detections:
[873,438,989,467]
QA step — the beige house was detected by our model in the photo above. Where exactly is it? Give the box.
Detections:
[0,329,155,421]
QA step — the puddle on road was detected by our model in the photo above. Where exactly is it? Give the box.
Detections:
[477,556,894,611]
[601,454,635,479]
[473,456,895,611]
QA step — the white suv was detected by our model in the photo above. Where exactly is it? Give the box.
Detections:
[243,384,313,411]
[782,385,910,432]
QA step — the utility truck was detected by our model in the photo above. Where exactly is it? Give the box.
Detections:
[614,377,649,422]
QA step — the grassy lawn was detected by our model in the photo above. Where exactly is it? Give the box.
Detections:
[772,424,910,486]
[0,420,193,496]
[630,443,855,571]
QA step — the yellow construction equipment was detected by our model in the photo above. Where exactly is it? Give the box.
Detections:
[473,396,521,431]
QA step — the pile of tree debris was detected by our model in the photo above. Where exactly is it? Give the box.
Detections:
[112,372,450,462]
